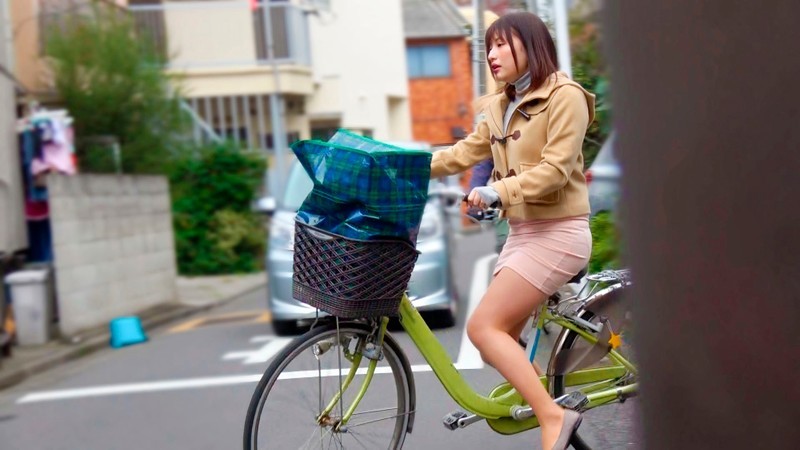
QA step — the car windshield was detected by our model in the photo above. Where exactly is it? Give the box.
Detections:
[593,135,617,166]
[282,162,315,210]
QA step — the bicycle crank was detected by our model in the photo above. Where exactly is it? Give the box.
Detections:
[442,410,484,430]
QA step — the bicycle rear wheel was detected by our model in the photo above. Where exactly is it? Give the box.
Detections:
[243,321,414,449]
[548,286,639,449]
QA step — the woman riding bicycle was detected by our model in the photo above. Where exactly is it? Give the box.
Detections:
[429,12,595,450]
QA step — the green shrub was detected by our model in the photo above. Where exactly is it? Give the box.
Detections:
[588,211,622,273]
[170,143,266,275]
[570,1,612,168]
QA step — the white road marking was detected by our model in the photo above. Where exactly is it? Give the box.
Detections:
[223,336,292,364]
[17,375,263,404]
[17,256,500,405]
[454,253,497,370]
[15,364,472,404]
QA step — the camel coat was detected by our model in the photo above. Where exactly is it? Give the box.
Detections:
[431,72,596,220]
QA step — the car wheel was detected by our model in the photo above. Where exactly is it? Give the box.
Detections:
[271,319,300,336]
[426,307,456,329]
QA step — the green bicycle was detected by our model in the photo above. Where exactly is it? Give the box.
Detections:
[244,216,636,449]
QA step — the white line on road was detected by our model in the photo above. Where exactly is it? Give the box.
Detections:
[454,253,497,370]
[16,363,477,404]
[17,375,264,404]
[18,255,499,405]
[223,337,292,364]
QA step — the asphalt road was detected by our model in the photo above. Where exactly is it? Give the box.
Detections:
[0,228,639,449]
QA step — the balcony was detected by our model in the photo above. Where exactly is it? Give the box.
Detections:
[129,0,313,97]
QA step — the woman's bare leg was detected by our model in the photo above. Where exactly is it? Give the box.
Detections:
[467,268,567,449]
[509,316,545,377]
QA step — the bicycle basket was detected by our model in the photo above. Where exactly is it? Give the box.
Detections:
[292,221,419,318]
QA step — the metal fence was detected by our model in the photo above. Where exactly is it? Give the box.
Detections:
[183,94,300,152]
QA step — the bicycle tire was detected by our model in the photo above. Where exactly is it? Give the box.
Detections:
[243,321,415,449]
[548,286,638,450]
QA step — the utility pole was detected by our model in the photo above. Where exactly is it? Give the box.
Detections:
[472,0,485,99]
[262,3,288,199]
[526,0,538,14]
[552,0,572,78]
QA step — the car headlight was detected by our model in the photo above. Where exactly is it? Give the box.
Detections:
[416,202,443,242]
[269,214,296,251]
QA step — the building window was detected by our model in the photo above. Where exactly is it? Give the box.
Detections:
[407,45,451,78]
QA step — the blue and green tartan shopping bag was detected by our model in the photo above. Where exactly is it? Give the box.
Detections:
[290,130,432,318]
[291,129,432,243]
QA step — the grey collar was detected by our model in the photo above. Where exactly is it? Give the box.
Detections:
[513,70,532,95]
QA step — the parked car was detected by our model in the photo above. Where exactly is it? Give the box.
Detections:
[261,153,458,336]
[586,133,621,216]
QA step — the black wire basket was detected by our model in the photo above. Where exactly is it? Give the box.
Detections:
[292,222,419,319]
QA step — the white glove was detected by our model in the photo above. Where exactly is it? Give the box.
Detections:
[469,186,501,209]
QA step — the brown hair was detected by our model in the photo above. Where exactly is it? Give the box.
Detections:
[485,12,559,99]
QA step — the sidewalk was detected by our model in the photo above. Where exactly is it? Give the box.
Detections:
[0,272,267,390]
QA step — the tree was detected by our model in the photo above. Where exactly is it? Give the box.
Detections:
[570,0,611,167]
[45,2,188,174]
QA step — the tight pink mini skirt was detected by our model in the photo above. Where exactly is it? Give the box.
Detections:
[493,215,592,296]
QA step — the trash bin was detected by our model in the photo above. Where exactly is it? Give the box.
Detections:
[5,268,52,346]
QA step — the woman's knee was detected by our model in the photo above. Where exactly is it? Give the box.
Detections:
[466,315,488,347]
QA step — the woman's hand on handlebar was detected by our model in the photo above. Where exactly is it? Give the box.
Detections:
[468,186,501,209]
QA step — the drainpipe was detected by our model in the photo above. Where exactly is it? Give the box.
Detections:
[262,3,288,200]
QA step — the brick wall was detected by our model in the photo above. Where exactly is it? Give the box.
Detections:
[408,38,474,146]
[48,175,178,336]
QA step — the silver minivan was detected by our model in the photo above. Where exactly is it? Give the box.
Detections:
[262,156,458,335]
[586,133,621,216]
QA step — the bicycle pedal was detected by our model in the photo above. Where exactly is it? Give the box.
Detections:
[554,391,589,411]
[442,410,469,430]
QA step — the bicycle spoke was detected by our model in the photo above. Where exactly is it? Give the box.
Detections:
[346,430,370,449]
[244,323,411,449]
[348,410,415,429]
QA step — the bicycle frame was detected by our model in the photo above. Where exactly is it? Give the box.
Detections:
[329,293,637,435]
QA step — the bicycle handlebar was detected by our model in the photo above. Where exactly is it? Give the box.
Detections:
[428,184,500,222]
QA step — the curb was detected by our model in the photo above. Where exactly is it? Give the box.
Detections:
[0,281,266,391]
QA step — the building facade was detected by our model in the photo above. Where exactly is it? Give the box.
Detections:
[0,0,27,256]
[403,0,473,146]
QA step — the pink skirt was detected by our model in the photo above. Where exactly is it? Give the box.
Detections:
[493,216,592,295]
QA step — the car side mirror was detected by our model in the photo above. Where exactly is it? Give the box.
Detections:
[254,197,277,216]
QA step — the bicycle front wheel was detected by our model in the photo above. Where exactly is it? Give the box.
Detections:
[243,321,414,449]
[548,286,639,450]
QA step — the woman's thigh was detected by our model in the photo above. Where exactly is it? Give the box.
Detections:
[470,268,549,333]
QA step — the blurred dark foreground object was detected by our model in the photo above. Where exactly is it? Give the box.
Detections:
[603,1,799,449]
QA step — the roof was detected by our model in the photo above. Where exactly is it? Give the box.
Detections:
[403,0,469,39]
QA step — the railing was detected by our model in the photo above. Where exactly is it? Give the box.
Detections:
[129,0,311,70]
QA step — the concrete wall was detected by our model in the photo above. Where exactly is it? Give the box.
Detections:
[164,1,257,67]
[48,175,178,336]
[0,0,27,255]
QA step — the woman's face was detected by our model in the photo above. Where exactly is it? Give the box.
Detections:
[487,31,528,84]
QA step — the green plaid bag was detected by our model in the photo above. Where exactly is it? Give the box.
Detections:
[292,130,432,242]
